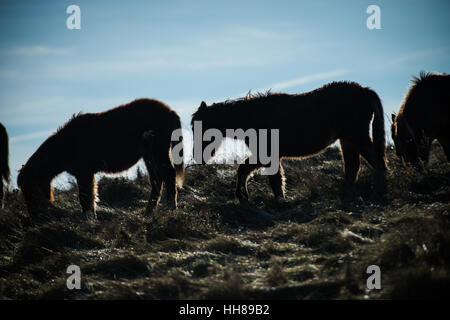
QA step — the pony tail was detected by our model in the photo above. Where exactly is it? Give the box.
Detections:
[171,115,185,188]
[368,90,386,162]
[0,123,10,185]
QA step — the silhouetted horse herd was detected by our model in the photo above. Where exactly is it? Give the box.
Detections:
[1,72,449,220]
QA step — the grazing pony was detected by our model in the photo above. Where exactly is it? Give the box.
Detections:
[391,72,450,166]
[18,98,184,219]
[192,82,387,202]
[0,122,10,209]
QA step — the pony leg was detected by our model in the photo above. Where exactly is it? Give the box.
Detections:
[143,136,177,212]
[268,163,285,200]
[357,138,387,194]
[43,179,54,203]
[417,137,433,165]
[437,135,450,162]
[76,173,97,220]
[236,163,263,202]
[0,183,4,209]
[159,153,177,210]
[34,179,55,213]
[143,157,164,214]
[340,140,361,186]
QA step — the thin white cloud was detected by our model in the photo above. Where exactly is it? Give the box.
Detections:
[47,49,266,78]
[195,70,351,106]
[10,129,54,143]
[257,69,349,92]
[19,27,308,79]
[0,96,133,126]
[386,47,450,67]
[5,45,71,56]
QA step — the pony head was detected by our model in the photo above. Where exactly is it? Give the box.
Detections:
[191,101,208,125]
[18,164,53,215]
[191,101,219,164]
[391,113,420,166]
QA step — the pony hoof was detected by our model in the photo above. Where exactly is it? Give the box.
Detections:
[168,201,177,211]
[374,181,387,195]
[272,195,285,206]
[144,206,155,216]
[236,194,249,203]
[236,189,249,203]
[84,210,97,220]
[239,199,249,205]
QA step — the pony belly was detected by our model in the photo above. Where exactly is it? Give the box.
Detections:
[280,145,334,159]
[278,130,338,159]
[94,156,142,174]
[84,139,143,174]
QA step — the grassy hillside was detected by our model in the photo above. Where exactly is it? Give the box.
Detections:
[0,144,449,299]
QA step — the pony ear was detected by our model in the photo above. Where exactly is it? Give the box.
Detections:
[199,101,207,110]
[391,113,396,123]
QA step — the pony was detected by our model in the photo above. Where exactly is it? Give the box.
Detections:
[18,98,184,219]
[192,81,387,202]
[391,71,450,166]
[0,122,10,209]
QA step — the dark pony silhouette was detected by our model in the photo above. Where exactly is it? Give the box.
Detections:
[192,81,387,202]
[18,98,184,219]
[391,71,450,166]
[0,122,10,209]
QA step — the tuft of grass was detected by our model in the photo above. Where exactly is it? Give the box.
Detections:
[190,257,216,278]
[146,210,216,242]
[14,223,103,265]
[1,144,450,300]
[385,266,450,299]
[199,268,250,300]
[203,235,254,255]
[98,177,148,208]
[293,223,353,254]
[266,258,288,286]
[83,254,150,280]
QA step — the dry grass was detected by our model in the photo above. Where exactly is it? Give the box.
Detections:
[0,143,449,299]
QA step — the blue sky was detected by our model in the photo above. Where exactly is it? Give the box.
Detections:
[0,0,449,186]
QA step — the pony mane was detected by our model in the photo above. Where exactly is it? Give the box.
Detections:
[191,90,275,124]
[192,81,364,121]
[411,71,438,85]
[209,81,361,109]
[398,71,449,117]
[411,70,450,88]
[56,112,84,133]
[220,90,274,106]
